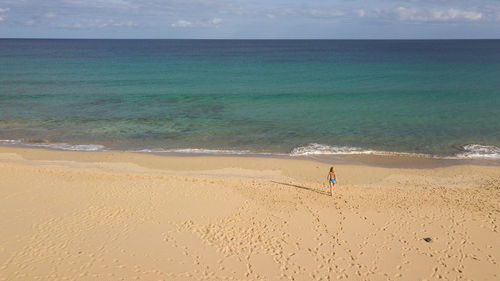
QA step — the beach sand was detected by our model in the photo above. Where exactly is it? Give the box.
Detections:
[0,146,499,281]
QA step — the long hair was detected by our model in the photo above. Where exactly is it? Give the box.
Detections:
[330,167,334,172]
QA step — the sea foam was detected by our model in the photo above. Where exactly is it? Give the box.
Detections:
[0,139,105,151]
[1,139,499,160]
[290,143,429,157]
[453,144,500,159]
[291,143,500,160]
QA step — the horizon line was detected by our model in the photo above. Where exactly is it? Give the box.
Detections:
[1,37,500,40]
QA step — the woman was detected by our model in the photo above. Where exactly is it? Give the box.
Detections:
[327,167,337,196]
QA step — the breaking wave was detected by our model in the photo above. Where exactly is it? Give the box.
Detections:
[1,139,499,160]
[451,144,500,159]
[290,143,429,157]
[291,143,500,160]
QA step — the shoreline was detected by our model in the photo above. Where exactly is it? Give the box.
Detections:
[1,146,499,280]
[1,143,499,170]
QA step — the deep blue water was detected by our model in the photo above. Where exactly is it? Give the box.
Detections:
[0,39,499,158]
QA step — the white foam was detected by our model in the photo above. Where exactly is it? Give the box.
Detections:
[290,143,429,157]
[31,143,105,151]
[0,139,105,151]
[292,143,500,160]
[2,139,499,160]
[452,144,500,159]
[0,139,20,144]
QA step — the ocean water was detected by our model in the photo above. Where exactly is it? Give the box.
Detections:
[0,39,499,159]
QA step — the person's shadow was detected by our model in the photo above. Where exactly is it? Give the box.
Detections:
[271,181,330,196]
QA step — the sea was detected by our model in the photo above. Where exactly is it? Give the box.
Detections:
[0,39,499,161]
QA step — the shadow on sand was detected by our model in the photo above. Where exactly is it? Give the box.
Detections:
[271,181,331,196]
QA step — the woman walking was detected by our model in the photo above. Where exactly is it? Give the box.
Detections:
[327,167,337,196]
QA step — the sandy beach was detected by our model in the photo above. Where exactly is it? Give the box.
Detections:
[0,146,499,281]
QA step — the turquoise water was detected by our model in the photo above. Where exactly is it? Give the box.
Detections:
[0,39,499,158]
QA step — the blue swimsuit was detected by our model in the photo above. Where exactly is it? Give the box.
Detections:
[330,178,336,183]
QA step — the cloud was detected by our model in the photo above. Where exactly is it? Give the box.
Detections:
[396,7,483,22]
[200,17,223,27]
[60,0,136,10]
[112,21,137,27]
[307,9,344,18]
[434,9,482,21]
[0,7,9,21]
[45,12,57,18]
[273,7,344,18]
[210,17,222,25]
[171,19,192,27]
[98,20,138,28]
[58,22,83,28]
[57,19,138,29]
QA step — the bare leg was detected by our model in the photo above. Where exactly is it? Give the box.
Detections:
[329,182,334,196]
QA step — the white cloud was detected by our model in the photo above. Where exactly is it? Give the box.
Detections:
[273,7,344,18]
[171,19,192,27]
[396,7,419,21]
[58,22,83,29]
[210,17,222,25]
[111,21,137,27]
[279,9,295,16]
[396,7,483,22]
[61,0,136,9]
[58,19,137,29]
[200,17,224,27]
[307,9,344,18]
[0,7,9,21]
[102,20,138,28]
[438,9,482,21]
[200,17,223,27]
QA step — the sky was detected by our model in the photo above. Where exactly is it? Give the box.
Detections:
[0,0,499,39]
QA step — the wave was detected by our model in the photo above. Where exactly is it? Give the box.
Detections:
[451,144,500,160]
[0,139,105,151]
[291,143,500,160]
[1,139,499,160]
[290,143,430,158]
